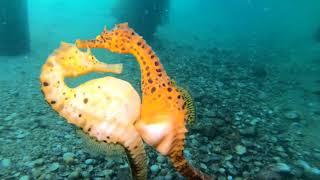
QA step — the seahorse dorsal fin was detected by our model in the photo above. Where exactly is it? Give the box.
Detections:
[178,85,196,125]
[76,129,126,157]
[170,79,176,86]
[170,79,196,125]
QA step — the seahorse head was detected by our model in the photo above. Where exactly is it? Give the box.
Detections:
[52,42,122,77]
[76,23,137,54]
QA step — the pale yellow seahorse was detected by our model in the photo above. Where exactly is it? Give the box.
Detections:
[40,42,147,179]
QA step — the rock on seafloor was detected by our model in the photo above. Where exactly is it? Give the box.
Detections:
[150,164,160,174]
[235,145,247,155]
[48,162,60,172]
[0,158,11,168]
[283,110,301,121]
[63,152,76,164]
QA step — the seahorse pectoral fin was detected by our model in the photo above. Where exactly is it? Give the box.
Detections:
[76,129,126,157]
[93,62,123,74]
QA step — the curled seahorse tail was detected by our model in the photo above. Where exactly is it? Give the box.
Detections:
[125,139,148,180]
[168,127,214,180]
[85,122,148,180]
[168,151,214,180]
[108,124,148,180]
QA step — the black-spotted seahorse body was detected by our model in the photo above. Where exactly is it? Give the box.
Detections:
[76,23,214,180]
[40,42,148,180]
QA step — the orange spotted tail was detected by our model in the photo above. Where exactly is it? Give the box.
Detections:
[169,150,214,180]
[167,126,214,180]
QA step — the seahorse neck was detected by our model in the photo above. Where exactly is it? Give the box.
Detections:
[129,39,170,96]
[40,58,70,108]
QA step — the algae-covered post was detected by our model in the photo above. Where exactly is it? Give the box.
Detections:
[314,26,320,43]
[112,0,169,42]
[0,0,30,56]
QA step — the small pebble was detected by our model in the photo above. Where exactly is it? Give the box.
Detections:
[225,154,233,161]
[31,168,42,177]
[48,162,60,172]
[32,158,44,167]
[1,158,11,168]
[314,153,320,160]
[16,133,27,139]
[235,145,247,155]
[106,160,115,168]
[239,126,256,137]
[219,168,226,174]
[150,164,160,174]
[4,113,17,121]
[200,163,207,170]
[19,175,30,180]
[63,152,75,164]
[103,169,113,177]
[254,161,263,166]
[284,110,300,120]
[272,162,291,173]
[156,155,166,163]
[85,159,95,165]
[68,170,81,179]
[275,146,285,152]
[164,174,173,180]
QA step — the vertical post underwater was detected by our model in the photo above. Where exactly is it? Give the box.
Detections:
[0,0,30,56]
[112,0,170,42]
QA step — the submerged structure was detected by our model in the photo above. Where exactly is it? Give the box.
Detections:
[0,0,30,56]
[112,0,169,42]
[313,26,320,43]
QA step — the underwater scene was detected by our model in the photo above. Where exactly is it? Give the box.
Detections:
[0,0,320,179]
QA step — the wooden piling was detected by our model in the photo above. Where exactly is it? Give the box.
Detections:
[0,0,30,56]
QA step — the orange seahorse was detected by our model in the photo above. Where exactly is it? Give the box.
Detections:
[40,42,148,180]
[76,23,214,180]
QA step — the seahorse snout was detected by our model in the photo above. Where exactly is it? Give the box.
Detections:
[93,63,123,74]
